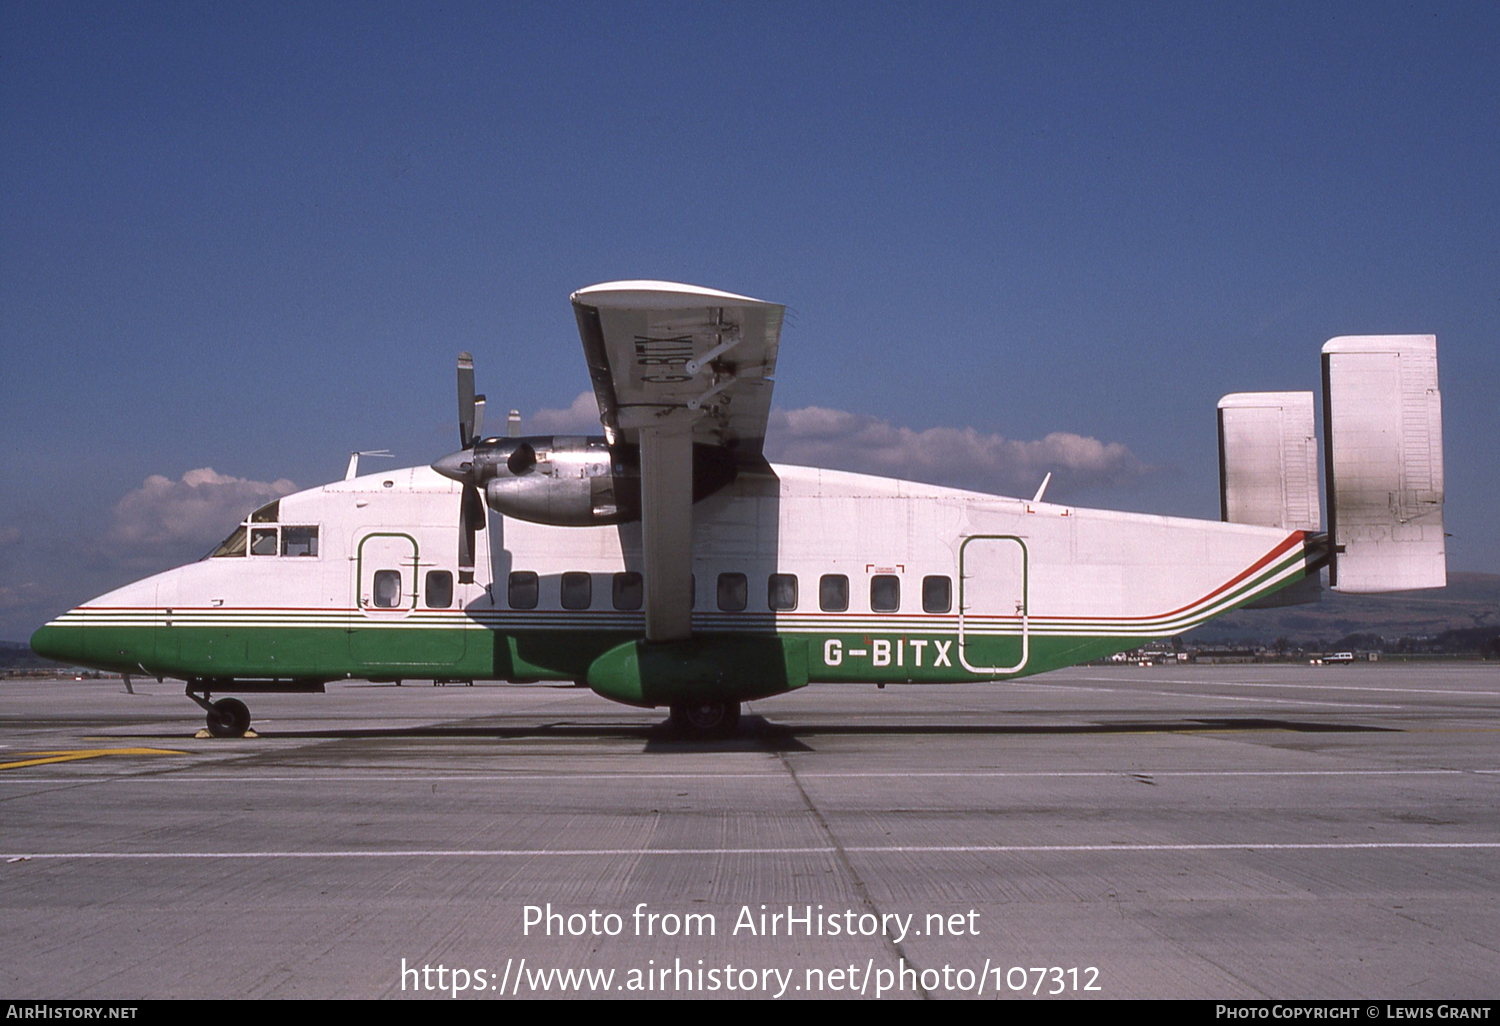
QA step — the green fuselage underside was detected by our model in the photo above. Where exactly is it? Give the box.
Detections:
[32,621,1140,689]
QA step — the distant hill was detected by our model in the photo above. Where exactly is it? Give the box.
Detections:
[1,640,64,670]
[1189,571,1500,647]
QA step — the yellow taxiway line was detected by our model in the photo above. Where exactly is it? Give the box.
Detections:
[0,748,185,771]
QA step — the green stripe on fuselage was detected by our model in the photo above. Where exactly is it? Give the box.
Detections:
[29,560,1310,691]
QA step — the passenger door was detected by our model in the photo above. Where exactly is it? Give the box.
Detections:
[957,535,1029,675]
[349,532,468,669]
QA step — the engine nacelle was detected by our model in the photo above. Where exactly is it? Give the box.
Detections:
[469,435,737,527]
[478,436,630,526]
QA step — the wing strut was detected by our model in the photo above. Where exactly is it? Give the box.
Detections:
[639,425,695,641]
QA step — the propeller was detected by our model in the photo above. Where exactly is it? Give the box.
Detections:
[457,352,486,447]
[453,352,487,582]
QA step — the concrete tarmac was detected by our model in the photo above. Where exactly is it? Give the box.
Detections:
[2,663,1498,999]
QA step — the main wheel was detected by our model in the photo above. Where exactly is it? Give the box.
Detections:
[206,697,251,738]
[668,701,741,739]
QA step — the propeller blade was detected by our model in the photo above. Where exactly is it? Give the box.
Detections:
[451,353,493,577]
[457,352,476,449]
[463,480,487,533]
[458,482,485,580]
[458,526,474,579]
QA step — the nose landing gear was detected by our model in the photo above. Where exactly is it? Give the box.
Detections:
[186,685,253,738]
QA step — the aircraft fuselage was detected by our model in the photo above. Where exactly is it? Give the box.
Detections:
[31,461,1313,698]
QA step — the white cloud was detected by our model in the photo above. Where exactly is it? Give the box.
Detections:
[530,392,603,434]
[764,406,1153,498]
[0,470,301,635]
[109,468,298,551]
[519,396,1153,499]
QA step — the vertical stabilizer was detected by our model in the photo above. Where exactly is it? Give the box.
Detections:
[1322,335,1445,592]
[1217,391,1322,607]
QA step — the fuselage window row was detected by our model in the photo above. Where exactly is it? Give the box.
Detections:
[502,571,954,614]
[361,568,463,610]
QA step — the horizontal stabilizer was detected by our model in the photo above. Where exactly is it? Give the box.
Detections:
[1323,335,1445,592]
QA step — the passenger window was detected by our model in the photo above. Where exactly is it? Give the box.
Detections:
[250,528,278,556]
[561,572,592,610]
[612,572,643,611]
[717,573,748,612]
[871,574,901,612]
[768,573,798,611]
[209,526,247,558]
[425,570,453,609]
[923,575,952,613]
[372,569,402,608]
[820,574,849,612]
[509,571,539,610]
[281,526,318,557]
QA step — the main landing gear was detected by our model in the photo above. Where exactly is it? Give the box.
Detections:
[668,701,741,739]
[207,698,252,738]
[186,687,253,738]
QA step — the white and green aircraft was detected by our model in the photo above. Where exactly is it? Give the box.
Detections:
[30,282,1447,737]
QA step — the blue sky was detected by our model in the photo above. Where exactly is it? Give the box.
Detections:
[2,1,1497,638]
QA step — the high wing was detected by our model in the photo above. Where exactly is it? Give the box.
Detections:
[571,281,785,641]
[571,280,784,452]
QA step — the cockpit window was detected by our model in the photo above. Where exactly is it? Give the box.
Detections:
[281,526,318,557]
[208,525,247,558]
[250,500,280,523]
[250,528,278,556]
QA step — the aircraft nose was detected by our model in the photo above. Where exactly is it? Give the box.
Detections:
[30,621,82,665]
[431,449,474,483]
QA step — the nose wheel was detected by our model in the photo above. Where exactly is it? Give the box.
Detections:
[668,701,741,739]
[187,685,254,738]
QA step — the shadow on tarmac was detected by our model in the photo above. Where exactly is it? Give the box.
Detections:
[113,714,1397,754]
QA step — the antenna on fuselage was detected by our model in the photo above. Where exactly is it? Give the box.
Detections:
[1031,472,1052,504]
[346,449,395,480]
